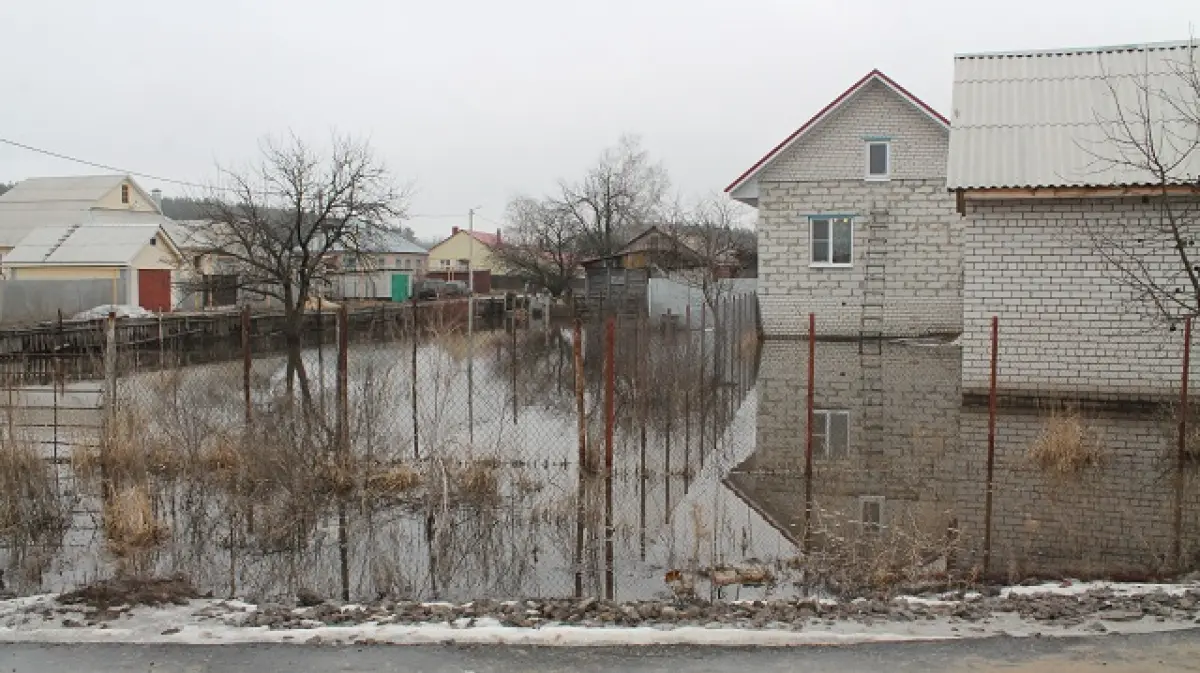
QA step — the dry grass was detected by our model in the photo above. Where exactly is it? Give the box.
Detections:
[365,463,422,496]
[1027,409,1105,479]
[74,409,183,482]
[58,574,199,610]
[104,485,169,561]
[0,438,69,547]
[452,458,501,501]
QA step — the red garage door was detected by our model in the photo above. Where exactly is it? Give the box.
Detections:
[138,269,171,311]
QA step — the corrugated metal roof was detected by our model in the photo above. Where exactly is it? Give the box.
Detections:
[0,175,127,204]
[947,40,1200,189]
[0,209,171,248]
[5,223,169,266]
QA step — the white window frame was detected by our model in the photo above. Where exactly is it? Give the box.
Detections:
[865,140,891,181]
[812,409,850,458]
[859,496,885,534]
[809,217,854,268]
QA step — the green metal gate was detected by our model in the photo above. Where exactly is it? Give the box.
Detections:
[390,273,411,302]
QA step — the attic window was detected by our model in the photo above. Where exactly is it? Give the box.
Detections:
[150,236,157,246]
[866,141,890,180]
[121,184,130,204]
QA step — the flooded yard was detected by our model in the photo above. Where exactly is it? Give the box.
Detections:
[3,311,1199,603]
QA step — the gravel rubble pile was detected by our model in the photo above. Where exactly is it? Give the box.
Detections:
[203,586,1200,632]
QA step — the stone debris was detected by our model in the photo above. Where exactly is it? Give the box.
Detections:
[175,586,1200,632]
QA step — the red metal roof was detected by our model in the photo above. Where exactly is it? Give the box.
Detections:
[724,69,949,194]
[467,230,499,247]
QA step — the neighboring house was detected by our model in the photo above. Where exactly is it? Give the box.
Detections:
[162,220,241,310]
[726,70,960,339]
[4,223,183,311]
[425,227,501,293]
[581,225,746,316]
[0,175,168,262]
[947,40,1200,400]
[326,231,428,301]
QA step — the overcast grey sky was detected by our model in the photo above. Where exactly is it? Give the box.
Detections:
[1,0,1197,238]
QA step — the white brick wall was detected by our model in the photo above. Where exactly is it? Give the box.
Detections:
[754,79,960,338]
[962,198,1200,398]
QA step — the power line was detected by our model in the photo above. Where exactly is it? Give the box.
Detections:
[0,136,211,189]
[1,137,484,222]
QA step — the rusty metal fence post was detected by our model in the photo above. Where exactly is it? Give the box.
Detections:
[242,305,252,426]
[804,312,815,552]
[573,318,586,597]
[1176,316,1193,567]
[337,305,351,602]
[983,315,999,576]
[604,314,616,600]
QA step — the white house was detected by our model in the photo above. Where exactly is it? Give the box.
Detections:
[948,40,1200,400]
[0,175,168,262]
[726,70,961,338]
[4,223,183,311]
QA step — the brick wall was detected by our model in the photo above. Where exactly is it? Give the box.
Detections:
[956,408,1200,577]
[961,198,1200,399]
[751,339,1200,577]
[754,79,961,338]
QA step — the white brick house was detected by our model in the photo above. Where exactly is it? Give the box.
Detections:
[726,70,961,338]
[948,41,1200,400]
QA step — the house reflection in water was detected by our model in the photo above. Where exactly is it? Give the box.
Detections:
[736,340,1200,581]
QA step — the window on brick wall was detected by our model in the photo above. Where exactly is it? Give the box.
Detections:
[810,217,853,266]
[813,409,849,458]
[866,140,890,180]
[860,496,885,534]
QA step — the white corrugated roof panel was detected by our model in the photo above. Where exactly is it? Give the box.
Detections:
[0,208,171,248]
[5,223,165,266]
[0,175,127,204]
[947,40,1200,189]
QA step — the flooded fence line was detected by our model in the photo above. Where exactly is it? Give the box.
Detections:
[1,291,764,602]
[0,300,481,385]
[753,309,1200,592]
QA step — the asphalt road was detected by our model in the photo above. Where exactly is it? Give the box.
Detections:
[3,630,1200,672]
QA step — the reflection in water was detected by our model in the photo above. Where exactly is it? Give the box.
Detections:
[746,340,1199,587]
[4,328,1197,602]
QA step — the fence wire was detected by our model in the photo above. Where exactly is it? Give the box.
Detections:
[9,300,1191,603]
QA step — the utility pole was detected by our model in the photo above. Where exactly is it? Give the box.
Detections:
[467,207,476,447]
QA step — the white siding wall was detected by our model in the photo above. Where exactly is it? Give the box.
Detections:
[961,197,1200,399]
[755,79,960,338]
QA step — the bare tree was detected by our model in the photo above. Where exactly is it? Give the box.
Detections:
[1082,43,1200,328]
[661,194,757,321]
[491,196,582,297]
[196,133,407,405]
[556,134,670,257]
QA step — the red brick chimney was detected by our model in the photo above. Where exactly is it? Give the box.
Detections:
[452,226,460,235]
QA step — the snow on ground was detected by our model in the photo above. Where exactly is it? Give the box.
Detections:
[2,581,1200,647]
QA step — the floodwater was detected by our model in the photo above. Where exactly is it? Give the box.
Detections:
[2,322,1198,603]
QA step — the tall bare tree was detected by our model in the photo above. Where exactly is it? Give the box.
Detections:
[493,135,670,292]
[1082,43,1200,328]
[556,134,670,257]
[491,196,582,297]
[197,133,407,404]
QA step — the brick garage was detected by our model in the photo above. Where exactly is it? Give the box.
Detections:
[727,71,962,338]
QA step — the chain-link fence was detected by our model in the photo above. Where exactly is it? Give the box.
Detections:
[1,295,767,602]
[6,300,1200,602]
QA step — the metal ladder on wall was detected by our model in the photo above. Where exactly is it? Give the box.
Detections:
[859,201,888,455]
[859,202,889,353]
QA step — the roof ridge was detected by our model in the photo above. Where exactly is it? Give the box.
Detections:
[956,39,1196,60]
